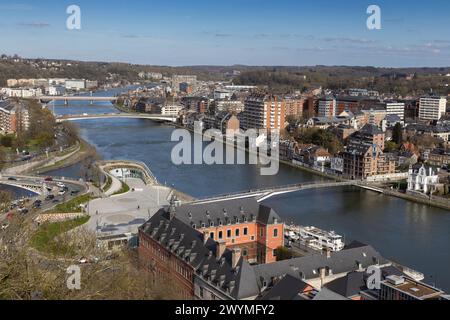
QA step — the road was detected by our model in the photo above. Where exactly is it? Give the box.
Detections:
[0,174,88,223]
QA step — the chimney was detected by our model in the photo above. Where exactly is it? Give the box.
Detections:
[216,240,226,260]
[319,267,326,289]
[231,248,241,268]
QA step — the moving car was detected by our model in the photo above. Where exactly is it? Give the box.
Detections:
[44,177,53,182]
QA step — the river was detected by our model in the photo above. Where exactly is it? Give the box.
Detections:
[45,89,450,292]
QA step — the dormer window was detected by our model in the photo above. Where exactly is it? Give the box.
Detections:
[201,223,206,228]
[192,224,196,229]
[188,212,192,219]
[210,221,214,227]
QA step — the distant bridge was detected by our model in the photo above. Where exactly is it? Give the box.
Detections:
[191,181,359,203]
[36,96,118,105]
[56,113,177,123]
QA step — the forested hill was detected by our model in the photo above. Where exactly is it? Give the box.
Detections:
[1,55,449,96]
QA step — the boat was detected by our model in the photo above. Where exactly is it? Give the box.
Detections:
[297,226,345,252]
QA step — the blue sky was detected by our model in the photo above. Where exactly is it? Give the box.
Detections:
[0,0,449,67]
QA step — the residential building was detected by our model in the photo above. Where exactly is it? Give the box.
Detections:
[172,75,197,93]
[161,104,184,116]
[284,97,305,117]
[419,96,447,121]
[384,101,405,122]
[0,100,30,134]
[239,93,286,130]
[380,275,444,300]
[342,124,396,179]
[318,96,336,117]
[407,164,440,195]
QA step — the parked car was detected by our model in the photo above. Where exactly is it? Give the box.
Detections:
[56,182,66,188]
[45,194,55,200]
[44,177,53,182]
[7,177,17,181]
[58,190,66,196]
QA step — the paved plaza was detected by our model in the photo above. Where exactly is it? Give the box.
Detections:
[87,178,171,236]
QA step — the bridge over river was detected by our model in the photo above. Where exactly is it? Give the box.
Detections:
[56,113,177,123]
[190,180,369,203]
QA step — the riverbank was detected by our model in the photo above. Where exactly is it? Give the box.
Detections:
[33,138,97,175]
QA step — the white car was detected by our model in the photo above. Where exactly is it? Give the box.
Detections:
[58,190,66,196]
[56,182,66,188]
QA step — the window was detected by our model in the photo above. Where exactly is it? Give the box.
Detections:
[218,231,223,239]
[227,230,231,238]
[235,229,240,237]
[273,228,278,237]
[244,227,248,236]
[243,249,248,257]
[260,228,264,237]
[210,232,214,240]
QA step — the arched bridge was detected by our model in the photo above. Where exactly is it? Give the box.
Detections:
[38,96,118,104]
[191,181,359,204]
[56,113,177,123]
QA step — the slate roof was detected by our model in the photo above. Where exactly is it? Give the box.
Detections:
[359,123,384,136]
[312,287,349,300]
[252,244,387,289]
[140,207,260,300]
[259,275,311,300]
[173,198,281,228]
[325,271,366,298]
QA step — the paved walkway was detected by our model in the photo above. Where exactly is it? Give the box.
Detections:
[87,178,171,236]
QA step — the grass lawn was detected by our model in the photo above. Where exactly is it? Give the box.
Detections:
[113,181,130,196]
[52,194,93,213]
[30,216,90,256]
[102,175,113,192]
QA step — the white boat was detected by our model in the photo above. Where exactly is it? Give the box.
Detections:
[297,226,345,252]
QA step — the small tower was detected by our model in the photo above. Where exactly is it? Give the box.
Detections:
[168,194,178,220]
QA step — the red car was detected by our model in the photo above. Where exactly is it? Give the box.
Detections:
[44,177,53,182]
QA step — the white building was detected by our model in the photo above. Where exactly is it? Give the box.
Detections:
[384,101,405,121]
[407,164,439,195]
[318,97,336,117]
[214,90,232,100]
[65,79,86,90]
[419,96,447,121]
[47,86,66,96]
[161,104,183,116]
[2,87,43,98]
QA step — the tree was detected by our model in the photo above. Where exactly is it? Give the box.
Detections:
[392,123,403,145]
[0,190,12,212]
[384,141,398,153]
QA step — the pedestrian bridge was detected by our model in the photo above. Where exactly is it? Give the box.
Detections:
[191,180,358,203]
[56,113,177,123]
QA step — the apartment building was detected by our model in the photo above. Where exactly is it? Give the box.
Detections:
[419,96,447,121]
[342,124,396,179]
[284,97,305,117]
[383,101,405,122]
[239,93,286,130]
[0,100,30,134]
[172,75,197,93]
[318,96,336,117]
